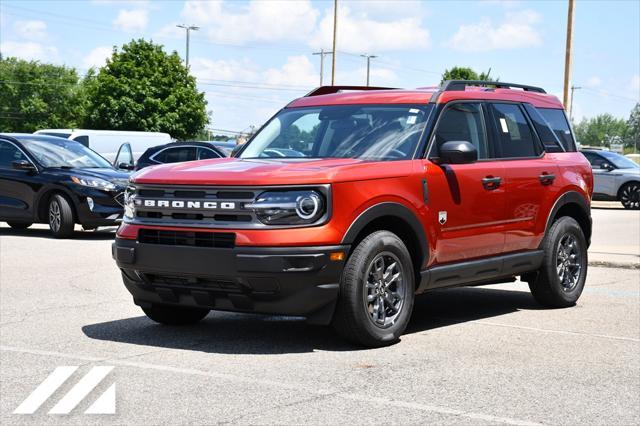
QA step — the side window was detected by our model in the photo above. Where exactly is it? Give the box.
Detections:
[523,104,564,153]
[198,147,221,160]
[154,147,197,164]
[0,141,28,168]
[73,135,89,147]
[490,103,540,158]
[582,152,605,167]
[538,108,576,151]
[433,103,488,159]
[115,143,133,166]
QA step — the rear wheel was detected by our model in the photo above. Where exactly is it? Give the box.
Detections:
[48,194,75,238]
[7,222,32,229]
[619,182,640,210]
[332,230,415,347]
[528,216,587,307]
[142,304,210,325]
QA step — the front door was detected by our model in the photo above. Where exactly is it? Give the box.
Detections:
[0,141,38,221]
[424,101,507,264]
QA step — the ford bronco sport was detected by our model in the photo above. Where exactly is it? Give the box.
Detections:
[113,80,593,347]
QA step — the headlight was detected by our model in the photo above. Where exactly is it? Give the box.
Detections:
[123,186,136,219]
[247,190,326,225]
[71,176,116,191]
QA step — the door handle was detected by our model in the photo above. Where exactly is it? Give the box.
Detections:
[482,176,502,190]
[539,173,556,186]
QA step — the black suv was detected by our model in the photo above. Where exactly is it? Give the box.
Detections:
[0,134,130,237]
[135,141,226,170]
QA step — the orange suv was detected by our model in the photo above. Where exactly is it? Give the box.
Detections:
[113,80,593,347]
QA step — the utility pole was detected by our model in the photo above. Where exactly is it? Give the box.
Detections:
[176,24,199,69]
[312,49,333,86]
[562,0,575,109]
[569,85,581,122]
[331,0,338,85]
[360,54,377,86]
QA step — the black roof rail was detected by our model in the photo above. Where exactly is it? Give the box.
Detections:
[441,80,546,94]
[305,85,398,97]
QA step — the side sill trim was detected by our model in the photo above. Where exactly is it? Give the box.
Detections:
[417,250,544,293]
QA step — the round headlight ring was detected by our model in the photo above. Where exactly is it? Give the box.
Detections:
[295,192,321,220]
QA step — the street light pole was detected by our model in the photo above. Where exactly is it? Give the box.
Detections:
[331,0,338,85]
[312,49,333,86]
[360,54,377,86]
[176,24,200,69]
[562,0,575,109]
[569,85,581,122]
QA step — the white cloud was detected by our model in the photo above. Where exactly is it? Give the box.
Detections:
[586,76,602,87]
[631,74,640,91]
[14,20,48,41]
[0,41,59,63]
[191,57,260,83]
[113,8,149,32]
[447,9,542,52]
[154,22,186,39]
[310,5,431,53]
[181,0,319,45]
[82,46,113,69]
[264,56,318,87]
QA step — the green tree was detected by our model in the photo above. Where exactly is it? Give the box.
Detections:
[626,103,640,150]
[83,39,208,139]
[440,66,495,84]
[573,113,628,147]
[0,57,84,132]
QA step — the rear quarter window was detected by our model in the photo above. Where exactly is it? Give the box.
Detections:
[538,108,576,152]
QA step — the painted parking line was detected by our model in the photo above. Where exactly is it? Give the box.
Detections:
[471,320,640,342]
[0,345,542,426]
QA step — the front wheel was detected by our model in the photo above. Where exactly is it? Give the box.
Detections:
[619,182,640,210]
[48,194,75,238]
[332,230,415,347]
[142,304,210,325]
[528,216,587,307]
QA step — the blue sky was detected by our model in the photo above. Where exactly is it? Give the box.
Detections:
[1,0,639,134]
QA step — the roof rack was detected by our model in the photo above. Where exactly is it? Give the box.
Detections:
[305,85,398,97]
[441,80,546,94]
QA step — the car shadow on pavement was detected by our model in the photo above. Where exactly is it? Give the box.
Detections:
[82,286,543,354]
[0,227,116,240]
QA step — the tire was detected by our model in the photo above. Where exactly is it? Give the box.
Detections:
[619,182,640,210]
[7,222,32,229]
[332,230,415,347]
[48,194,75,238]
[142,304,210,325]
[528,216,587,308]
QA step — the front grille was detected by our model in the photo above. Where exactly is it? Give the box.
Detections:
[138,229,236,248]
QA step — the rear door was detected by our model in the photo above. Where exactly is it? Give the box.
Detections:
[424,101,507,263]
[487,102,561,252]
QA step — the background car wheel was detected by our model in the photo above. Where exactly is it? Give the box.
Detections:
[332,230,415,347]
[7,222,32,229]
[48,194,75,238]
[142,304,210,325]
[619,182,640,210]
[528,216,587,308]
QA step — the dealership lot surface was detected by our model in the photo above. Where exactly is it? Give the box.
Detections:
[1,207,639,425]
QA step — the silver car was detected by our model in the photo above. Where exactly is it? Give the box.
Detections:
[581,149,640,209]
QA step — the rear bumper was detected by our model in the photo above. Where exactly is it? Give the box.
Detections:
[112,238,348,324]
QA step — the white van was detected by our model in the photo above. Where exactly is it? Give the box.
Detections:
[34,129,172,168]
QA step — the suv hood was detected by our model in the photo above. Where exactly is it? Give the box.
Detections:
[131,158,412,186]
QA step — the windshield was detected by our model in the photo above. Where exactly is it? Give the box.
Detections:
[600,151,640,169]
[240,105,431,160]
[21,138,113,169]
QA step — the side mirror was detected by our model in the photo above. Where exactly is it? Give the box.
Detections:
[600,162,614,171]
[12,160,37,172]
[117,163,135,171]
[436,141,478,165]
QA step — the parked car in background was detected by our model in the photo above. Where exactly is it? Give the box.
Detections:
[581,148,640,209]
[34,129,171,169]
[210,140,236,156]
[0,134,130,237]
[135,141,226,170]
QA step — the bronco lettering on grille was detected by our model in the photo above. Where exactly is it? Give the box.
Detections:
[135,199,236,209]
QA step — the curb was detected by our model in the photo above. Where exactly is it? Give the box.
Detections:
[588,260,640,270]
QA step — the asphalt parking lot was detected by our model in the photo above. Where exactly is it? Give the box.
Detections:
[1,206,639,425]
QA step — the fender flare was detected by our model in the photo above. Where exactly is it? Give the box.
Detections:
[544,190,592,246]
[341,202,429,266]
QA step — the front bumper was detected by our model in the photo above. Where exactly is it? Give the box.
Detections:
[74,187,125,227]
[112,238,349,325]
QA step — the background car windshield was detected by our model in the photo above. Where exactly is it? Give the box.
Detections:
[21,138,113,168]
[240,105,431,160]
[601,151,639,169]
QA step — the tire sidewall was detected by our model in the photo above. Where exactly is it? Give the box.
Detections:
[49,194,74,238]
[544,217,588,304]
[346,232,415,344]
